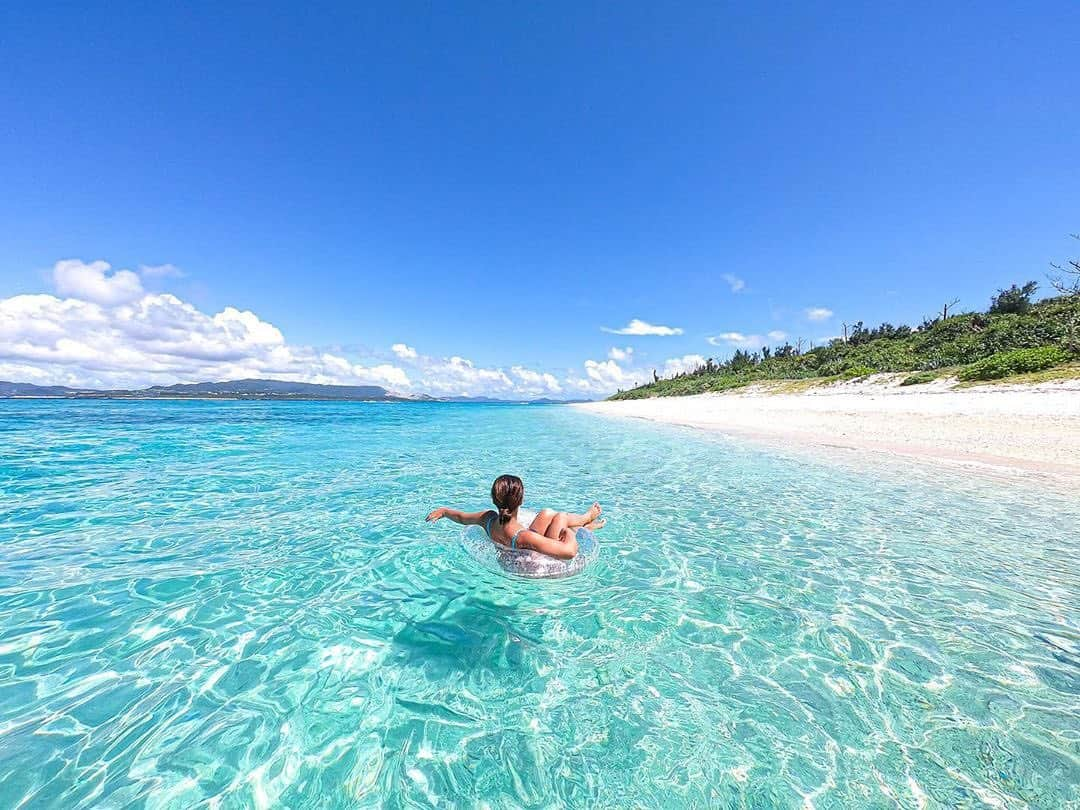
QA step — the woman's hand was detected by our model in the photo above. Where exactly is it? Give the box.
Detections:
[425,507,447,522]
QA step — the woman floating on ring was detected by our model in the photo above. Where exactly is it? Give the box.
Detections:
[426,474,604,560]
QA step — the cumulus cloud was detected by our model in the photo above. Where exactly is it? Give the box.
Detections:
[431,356,513,392]
[706,331,766,349]
[721,273,746,293]
[313,354,412,388]
[662,354,707,376]
[382,346,564,398]
[511,366,562,394]
[0,259,455,393]
[0,283,415,391]
[601,318,684,336]
[707,331,786,349]
[581,359,646,389]
[805,307,833,321]
[708,331,746,345]
[4,258,703,400]
[566,348,712,394]
[53,259,144,306]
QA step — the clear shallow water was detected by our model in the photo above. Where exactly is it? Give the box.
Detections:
[0,400,1077,809]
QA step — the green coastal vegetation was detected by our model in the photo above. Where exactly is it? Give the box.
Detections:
[611,242,1080,400]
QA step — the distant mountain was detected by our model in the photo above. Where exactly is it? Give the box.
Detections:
[0,378,592,403]
[0,381,83,397]
[144,379,396,400]
[0,378,399,401]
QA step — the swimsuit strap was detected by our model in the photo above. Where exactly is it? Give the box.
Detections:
[487,511,524,550]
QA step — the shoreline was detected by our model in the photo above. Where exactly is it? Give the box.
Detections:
[574,377,1080,488]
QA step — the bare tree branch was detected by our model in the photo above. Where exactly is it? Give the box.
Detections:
[1048,234,1080,295]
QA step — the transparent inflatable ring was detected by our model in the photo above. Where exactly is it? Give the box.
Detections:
[461,508,600,579]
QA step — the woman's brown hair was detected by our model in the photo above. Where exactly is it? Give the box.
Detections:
[491,474,524,524]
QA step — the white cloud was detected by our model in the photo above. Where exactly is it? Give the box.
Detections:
[0,288,417,391]
[707,331,764,349]
[511,366,562,394]
[0,259,441,393]
[388,345,559,397]
[562,345,641,393]
[139,263,185,278]
[567,350,710,394]
[601,318,683,336]
[805,307,833,321]
[662,354,706,376]
[707,331,785,350]
[53,259,144,306]
[317,354,412,388]
[403,353,521,397]
[5,258,716,400]
[582,359,645,388]
[721,273,746,293]
[708,331,747,345]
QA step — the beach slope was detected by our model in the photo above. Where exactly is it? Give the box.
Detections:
[575,377,1080,485]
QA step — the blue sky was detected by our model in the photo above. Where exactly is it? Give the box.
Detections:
[2,2,1078,396]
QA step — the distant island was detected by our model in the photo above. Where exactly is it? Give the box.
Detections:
[0,379,591,404]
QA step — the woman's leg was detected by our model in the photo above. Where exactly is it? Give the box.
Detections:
[560,502,601,529]
[529,508,571,538]
[528,508,558,536]
[529,504,601,537]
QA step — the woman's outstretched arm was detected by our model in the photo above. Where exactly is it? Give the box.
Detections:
[426,507,493,525]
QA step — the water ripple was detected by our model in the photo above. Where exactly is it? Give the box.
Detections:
[0,400,1077,807]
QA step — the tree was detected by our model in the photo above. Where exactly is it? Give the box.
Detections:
[729,349,755,371]
[1049,234,1080,296]
[989,281,1038,315]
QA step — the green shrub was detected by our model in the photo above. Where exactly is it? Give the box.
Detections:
[839,365,877,379]
[608,288,1080,400]
[957,346,1069,381]
[900,371,937,386]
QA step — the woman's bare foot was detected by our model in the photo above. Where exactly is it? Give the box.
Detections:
[585,502,602,523]
[584,518,605,531]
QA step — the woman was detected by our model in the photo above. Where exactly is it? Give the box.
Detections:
[426,474,604,559]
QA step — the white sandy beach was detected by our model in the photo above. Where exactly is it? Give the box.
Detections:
[575,375,1080,486]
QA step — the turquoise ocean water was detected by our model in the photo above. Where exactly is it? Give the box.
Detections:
[1,400,1077,808]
